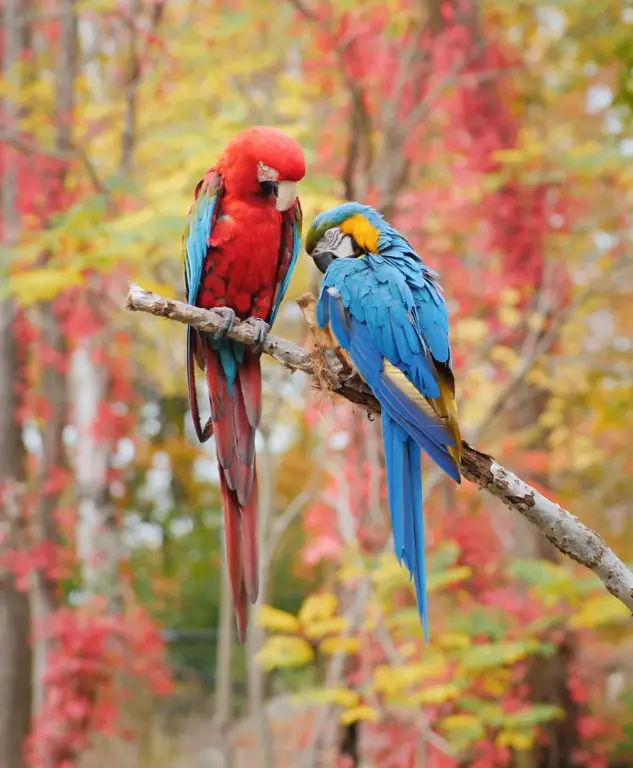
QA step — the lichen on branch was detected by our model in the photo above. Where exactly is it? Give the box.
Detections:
[125,283,633,616]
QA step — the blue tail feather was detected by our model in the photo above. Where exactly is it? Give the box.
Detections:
[405,439,428,641]
[382,414,405,563]
[377,380,460,483]
[382,415,429,641]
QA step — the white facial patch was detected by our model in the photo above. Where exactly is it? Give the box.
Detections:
[257,162,280,183]
[318,229,358,258]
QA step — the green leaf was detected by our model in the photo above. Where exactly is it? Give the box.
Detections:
[459,640,540,671]
[449,607,510,641]
[426,541,461,573]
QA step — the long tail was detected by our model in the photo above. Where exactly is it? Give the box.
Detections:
[382,413,428,641]
[203,335,261,642]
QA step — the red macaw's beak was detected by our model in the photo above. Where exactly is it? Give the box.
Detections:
[275,180,298,212]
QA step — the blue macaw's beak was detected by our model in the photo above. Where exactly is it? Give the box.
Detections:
[313,251,335,273]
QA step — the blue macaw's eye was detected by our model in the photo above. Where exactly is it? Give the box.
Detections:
[259,180,278,197]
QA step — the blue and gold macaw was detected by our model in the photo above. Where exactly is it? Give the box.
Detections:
[305,203,462,639]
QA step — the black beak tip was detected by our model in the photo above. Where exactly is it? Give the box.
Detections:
[313,252,335,273]
[259,180,278,198]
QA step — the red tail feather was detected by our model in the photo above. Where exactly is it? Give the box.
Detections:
[219,468,250,642]
[241,468,259,603]
[204,338,262,641]
[187,328,213,442]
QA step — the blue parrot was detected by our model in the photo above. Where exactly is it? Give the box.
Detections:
[305,202,462,639]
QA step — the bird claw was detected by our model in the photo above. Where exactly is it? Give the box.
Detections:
[210,307,237,340]
[244,317,270,353]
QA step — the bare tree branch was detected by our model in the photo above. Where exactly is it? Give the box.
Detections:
[124,284,633,616]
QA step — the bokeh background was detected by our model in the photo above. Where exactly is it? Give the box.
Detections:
[1,0,633,767]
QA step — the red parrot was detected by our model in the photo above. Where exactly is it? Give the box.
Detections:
[183,127,305,641]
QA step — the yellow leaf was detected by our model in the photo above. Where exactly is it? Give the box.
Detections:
[441,714,484,734]
[566,141,602,158]
[320,637,361,655]
[340,705,379,725]
[304,617,349,639]
[110,207,155,234]
[539,410,564,429]
[427,566,472,593]
[412,684,461,705]
[274,96,308,117]
[548,426,570,449]
[256,636,314,671]
[500,288,521,306]
[493,148,526,164]
[526,367,550,388]
[387,608,424,630]
[139,280,179,300]
[480,669,512,697]
[489,345,521,372]
[496,730,534,750]
[371,555,410,588]
[373,658,447,694]
[526,312,545,333]
[570,595,631,629]
[398,643,419,660]
[299,592,338,625]
[435,632,471,650]
[257,605,300,634]
[455,318,489,345]
[499,306,521,329]
[459,641,537,671]
[294,688,359,708]
[10,269,84,305]
[337,560,365,583]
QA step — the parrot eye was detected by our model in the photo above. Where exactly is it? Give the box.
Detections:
[259,180,278,198]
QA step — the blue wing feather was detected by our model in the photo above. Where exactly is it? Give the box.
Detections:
[185,189,217,305]
[183,176,221,441]
[269,214,302,326]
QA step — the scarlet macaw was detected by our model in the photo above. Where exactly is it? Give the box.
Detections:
[183,127,305,640]
[305,203,462,639]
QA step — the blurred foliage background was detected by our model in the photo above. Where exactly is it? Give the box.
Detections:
[1,0,633,767]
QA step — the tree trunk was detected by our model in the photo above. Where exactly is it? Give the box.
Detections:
[214,563,235,768]
[0,301,32,768]
[30,0,78,722]
[246,432,277,768]
[72,340,120,604]
[30,309,68,717]
[0,0,33,762]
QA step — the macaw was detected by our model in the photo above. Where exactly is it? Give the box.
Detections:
[305,203,462,639]
[183,127,305,641]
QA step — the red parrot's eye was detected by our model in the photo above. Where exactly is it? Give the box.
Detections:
[259,180,278,198]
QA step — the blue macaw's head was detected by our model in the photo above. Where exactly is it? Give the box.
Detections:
[305,202,388,274]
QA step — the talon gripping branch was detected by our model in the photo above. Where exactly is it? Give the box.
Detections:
[183,127,305,641]
[305,203,462,640]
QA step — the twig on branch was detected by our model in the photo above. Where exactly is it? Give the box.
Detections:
[124,283,633,616]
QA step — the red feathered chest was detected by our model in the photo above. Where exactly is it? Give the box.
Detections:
[196,196,283,321]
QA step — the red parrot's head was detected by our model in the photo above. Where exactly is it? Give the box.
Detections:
[218,126,306,211]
